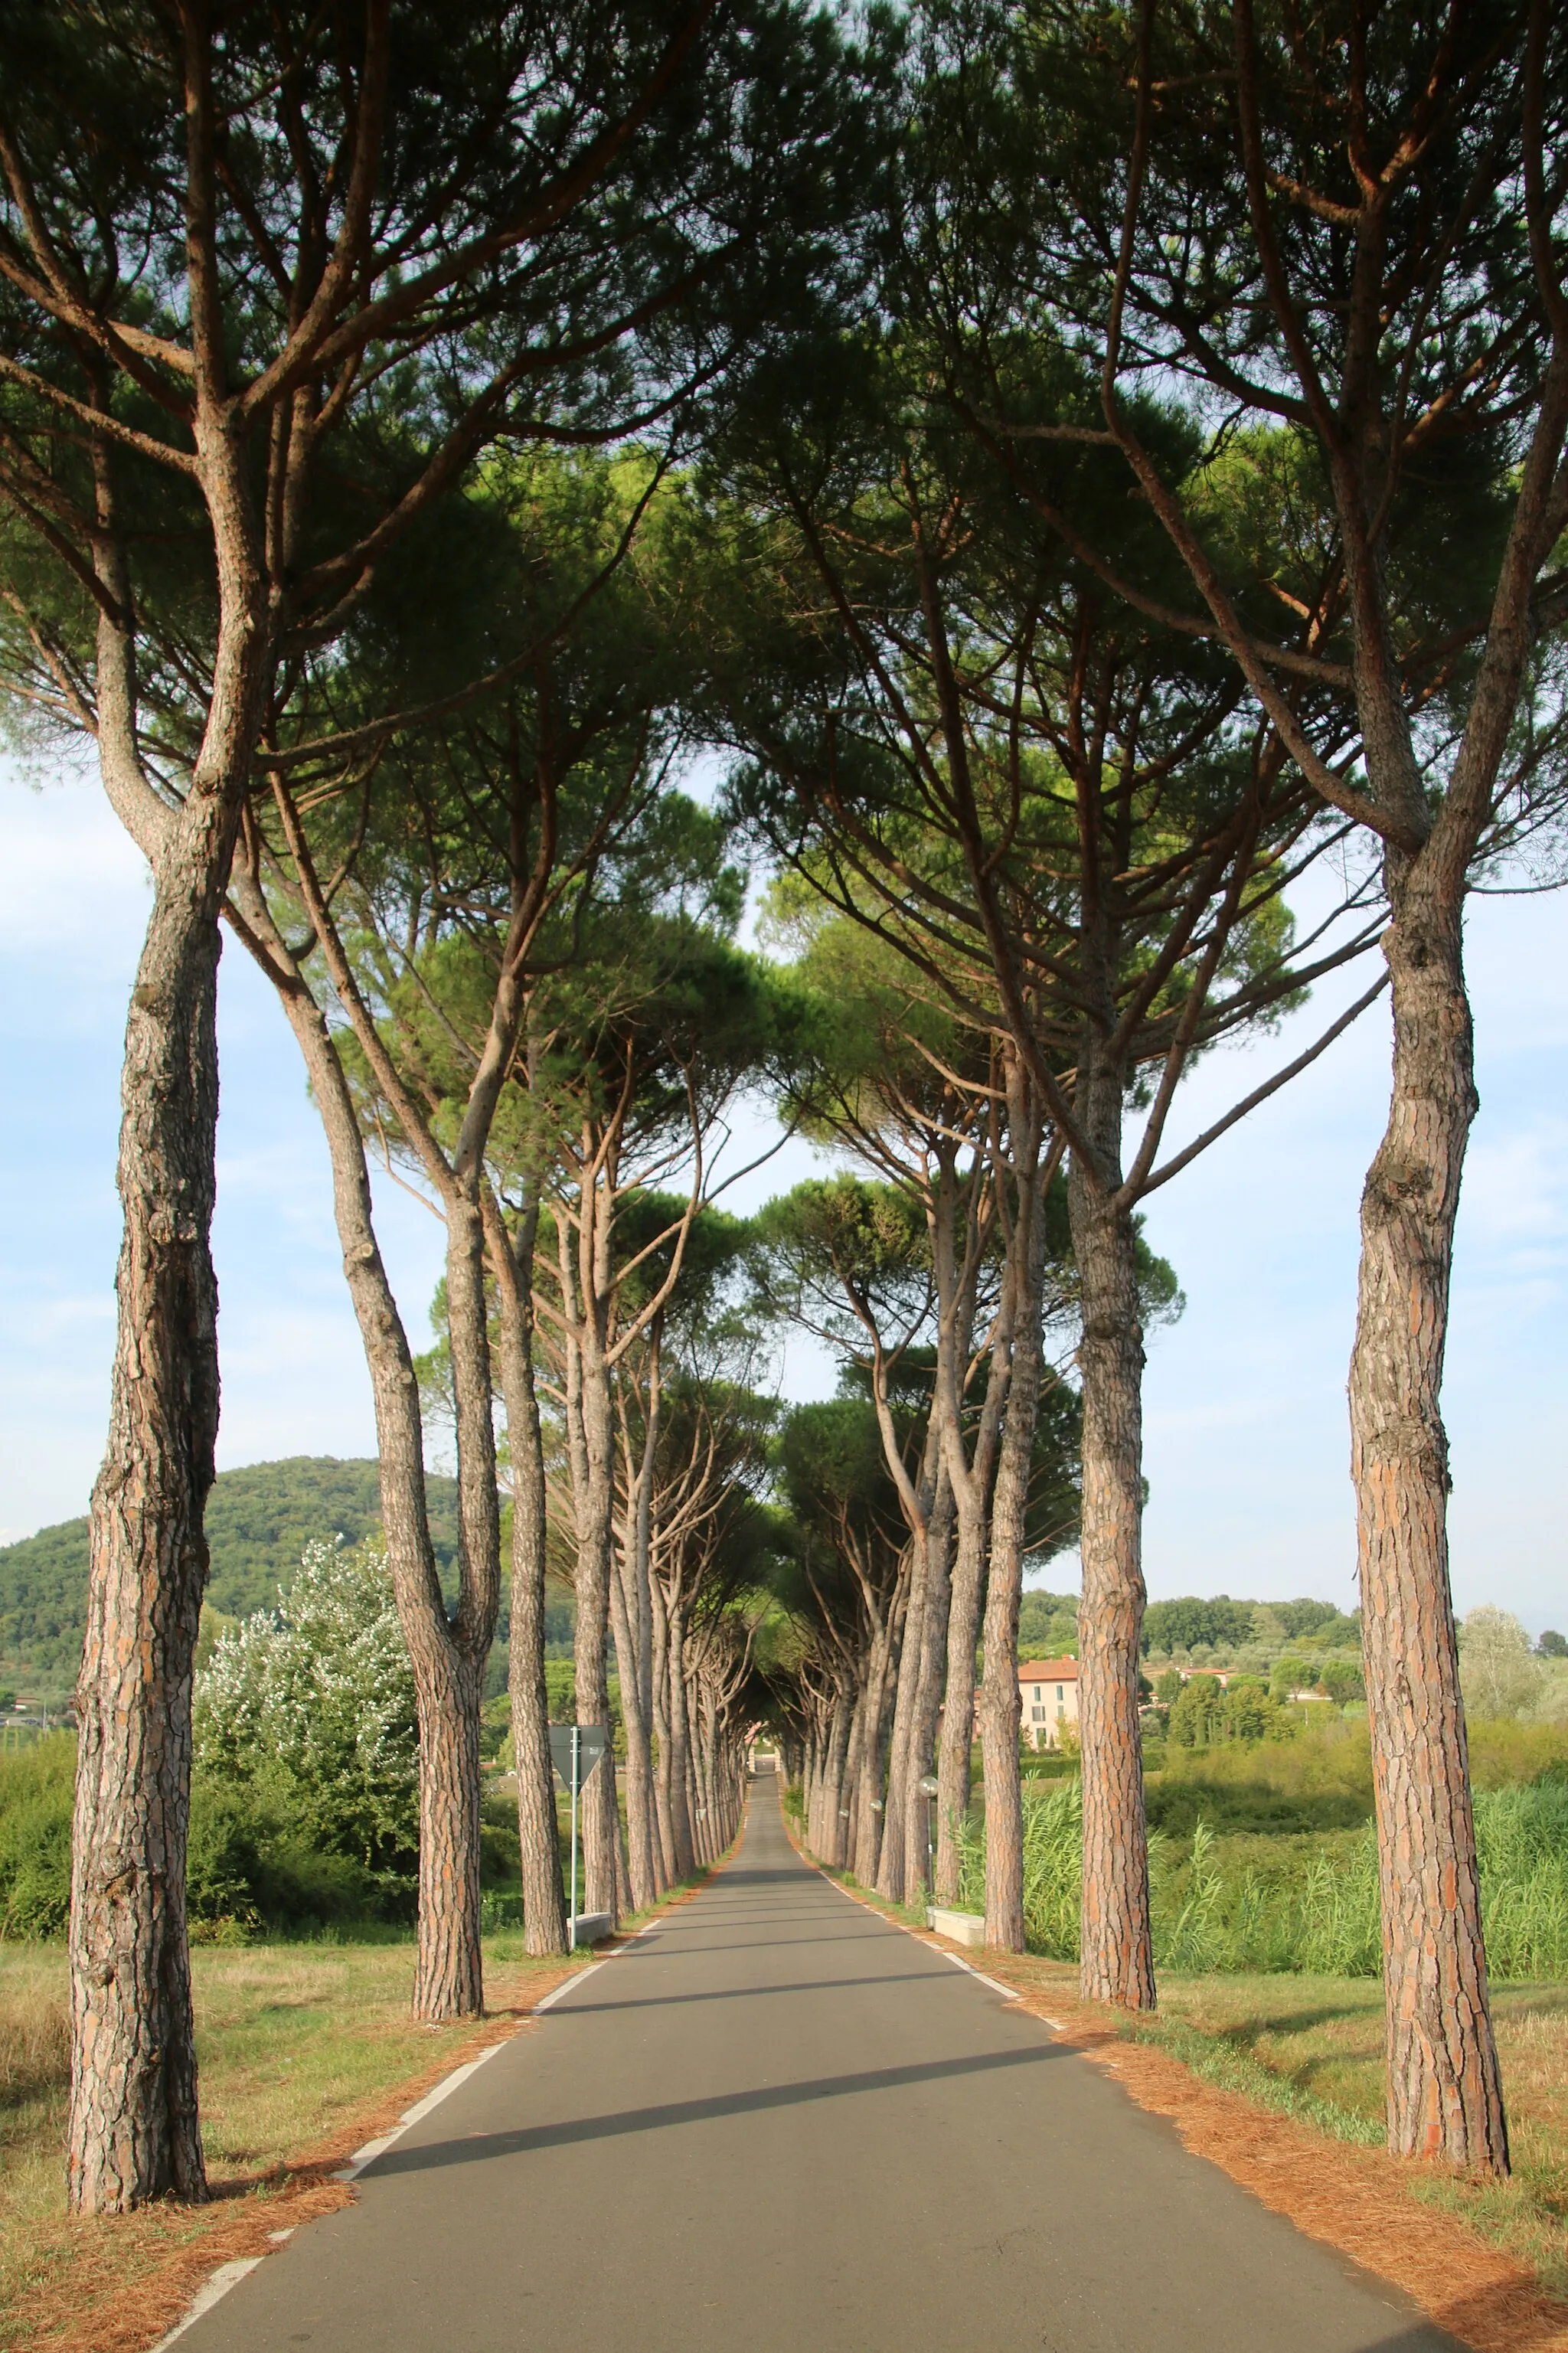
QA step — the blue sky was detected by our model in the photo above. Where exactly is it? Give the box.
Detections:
[2,758,1563,1629]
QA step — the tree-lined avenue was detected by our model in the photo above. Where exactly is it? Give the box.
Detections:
[175,1784,1461,2353]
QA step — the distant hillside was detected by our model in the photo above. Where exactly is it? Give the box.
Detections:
[0,1457,462,1675]
[1017,1587,1362,1662]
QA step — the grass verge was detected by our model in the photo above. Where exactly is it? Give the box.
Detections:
[787,1806,1568,2353]
[0,1844,737,2353]
[991,1953,1568,2353]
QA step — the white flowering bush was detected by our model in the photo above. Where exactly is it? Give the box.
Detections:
[194,1536,419,1882]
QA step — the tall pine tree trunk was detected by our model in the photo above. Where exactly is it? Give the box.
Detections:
[875,1567,921,1903]
[561,1295,620,1922]
[68,861,228,2214]
[1352,866,1506,2167]
[850,1619,894,1883]
[665,1595,697,1878]
[227,879,499,2015]
[935,1516,984,1904]
[819,1680,855,1866]
[649,1572,678,1883]
[69,465,267,2211]
[1070,1051,1155,2009]
[978,1115,1047,1953]
[903,1490,952,1895]
[611,1548,659,1910]
[433,1195,503,2015]
[484,1194,568,1957]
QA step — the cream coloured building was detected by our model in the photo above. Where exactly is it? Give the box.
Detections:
[1019,1657,1080,1750]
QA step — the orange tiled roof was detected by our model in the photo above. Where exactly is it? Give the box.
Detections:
[1018,1657,1079,1681]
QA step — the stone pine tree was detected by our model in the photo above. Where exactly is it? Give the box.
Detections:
[922,0,1568,2169]
[230,453,706,1980]
[523,921,787,1922]
[712,332,1369,1995]
[0,0,880,2211]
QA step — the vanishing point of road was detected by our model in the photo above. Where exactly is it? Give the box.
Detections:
[175,1783,1462,2353]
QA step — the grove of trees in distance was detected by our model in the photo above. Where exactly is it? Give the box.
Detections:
[0,0,1563,2211]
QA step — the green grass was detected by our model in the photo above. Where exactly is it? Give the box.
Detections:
[956,1775,1568,1979]
[0,1933,581,2349]
[1129,1973,1568,2299]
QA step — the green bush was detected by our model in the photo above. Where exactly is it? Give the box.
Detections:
[0,1732,74,1936]
[186,1770,404,1933]
[195,1537,419,1880]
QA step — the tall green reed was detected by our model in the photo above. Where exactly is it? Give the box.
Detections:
[955,1776,1568,1977]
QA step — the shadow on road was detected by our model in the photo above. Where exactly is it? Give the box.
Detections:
[367,2041,1063,2177]
[557,1972,943,2016]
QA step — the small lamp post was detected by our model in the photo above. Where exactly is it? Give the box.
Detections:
[917,1773,939,1896]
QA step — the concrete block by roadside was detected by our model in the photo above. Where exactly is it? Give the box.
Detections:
[927,1906,985,1947]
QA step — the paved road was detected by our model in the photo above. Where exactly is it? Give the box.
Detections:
[179,1784,1462,2353]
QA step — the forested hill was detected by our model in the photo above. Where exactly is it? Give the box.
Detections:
[1018,1587,1362,1661]
[0,1457,462,1675]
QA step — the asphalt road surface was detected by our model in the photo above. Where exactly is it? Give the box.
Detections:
[175,1783,1464,2353]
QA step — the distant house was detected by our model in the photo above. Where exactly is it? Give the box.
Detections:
[1019,1658,1079,1750]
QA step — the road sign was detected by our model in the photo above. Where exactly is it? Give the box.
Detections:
[547,1726,609,1950]
[548,1725,607,1793]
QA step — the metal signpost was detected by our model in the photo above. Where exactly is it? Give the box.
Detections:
[918,1773,939,1893]
[548,1724,608,1949]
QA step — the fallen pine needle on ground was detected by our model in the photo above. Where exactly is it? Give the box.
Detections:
[791,1812,1568,2353]
[0,1847,737,2353]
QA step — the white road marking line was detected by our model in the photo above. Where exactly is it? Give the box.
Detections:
[147,1927,665,2340]
[533,1957,609,2012]
[941,1951,1023,2002]
[334,2039,510,2180]
[148,2258,264,2351]
[805,1846,1049,2012]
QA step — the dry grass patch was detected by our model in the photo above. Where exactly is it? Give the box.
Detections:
[0,1935,580,2353]
[0,1839,740,2353]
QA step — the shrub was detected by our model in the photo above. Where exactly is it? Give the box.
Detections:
[1461,1605,1545,1721]
[195,1536,419,1881]
[1314,1660,1365,1704]
[1166,1673,1289,1749]
[185,1769,404,1933]
[0,1733,74,1937]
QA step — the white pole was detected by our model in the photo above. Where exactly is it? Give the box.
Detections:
[569,1726,580,1952]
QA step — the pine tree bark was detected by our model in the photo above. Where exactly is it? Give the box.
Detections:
[1352,868,1506,2167]
[68,864,227,2214]
[978,1119,1047,1953]
[610,1550,659,1910]
[222,879,497,2013]
[1070,1057,1155,2010]
[818,1678,855,1866]
[648,1570,679,1884]
[934,1513,985,1904]
[573,1345,621,1920]
[665,1591,697,1879]
[850,1616,896,1883]
[611,1361,663,1908]
[901,1488,952,1895]
[433,1194,501,2015]
[69,430,269,2212]
[484,1191,568,1956]
[875,1557,923,1904]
